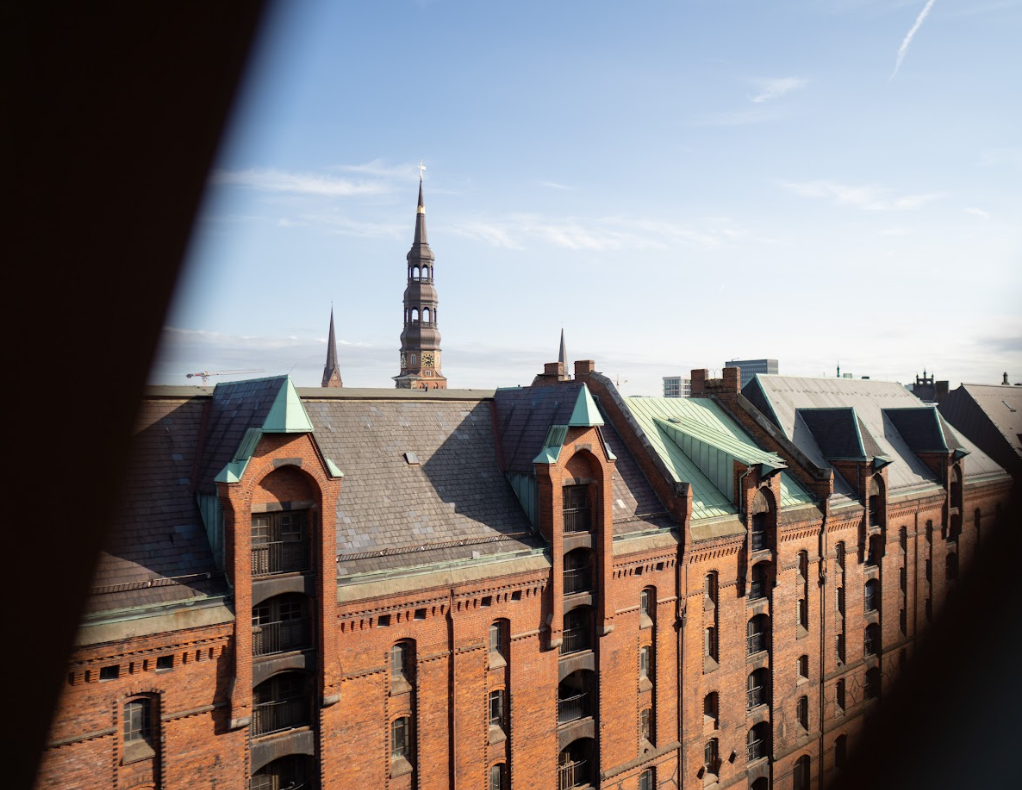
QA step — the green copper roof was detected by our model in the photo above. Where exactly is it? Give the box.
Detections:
[624,397,814,520]
[263,377,315,433]
[215,427,262,483]
[568,385,604,427]
[533,425,568,465]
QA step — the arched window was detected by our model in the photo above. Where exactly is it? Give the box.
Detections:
[558,669,595,724]
[747,614,769,655]
[640,707,654,748]
[252,672,308,736]
[751,489,771,551]
[752,780,769,790]
[946,551,958,580]
[422,307,430,324]
[563,549,592,595]
[747,668,769,710]
[489,619,509,666]
[639,646,652,685]
[558,738,594,790]
[864,667,881,700]
[797,695,809,731]
[123,696,157,761]
[562,484,591,533]
[834,734,848,769]
[703,692,719,728]
[639,769,655,790]
[793,755,811,790]
[867,475,883,527]
[866,534,882,566]
[560,606,593,655]
[391,641,415,691]
[252,594,309,656]
[489,763,508,790]
[747,722,770,763]
[864,580,879,613]
[391,716,413,765]
[251,755,310,790]
[705,572,718,606]
[640,586,655,627]
[864,623,880,657]
[750,561,770,600]
[797,654,809,680]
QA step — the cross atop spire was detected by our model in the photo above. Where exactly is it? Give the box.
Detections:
[321,306,343,388]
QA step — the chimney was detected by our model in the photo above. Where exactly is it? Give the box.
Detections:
[574,360,595,379]
[935,380,949,404]
[1004,372,1010,386]
[691,368,740,398]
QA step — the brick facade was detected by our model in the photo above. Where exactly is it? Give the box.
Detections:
[37,366,1013,790]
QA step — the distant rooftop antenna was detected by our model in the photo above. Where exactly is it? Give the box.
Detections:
[185,369,264,385]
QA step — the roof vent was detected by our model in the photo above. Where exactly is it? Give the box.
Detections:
[404,452,420,465]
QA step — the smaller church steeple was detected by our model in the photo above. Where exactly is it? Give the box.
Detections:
[558,328,568,374]
[322,307,343,388]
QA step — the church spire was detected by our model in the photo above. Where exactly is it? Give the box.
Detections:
[558,328,568,372]
[395,174,447,390]
[321,306,343,388]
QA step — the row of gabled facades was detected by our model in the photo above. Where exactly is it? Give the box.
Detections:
[37,360,1013,790]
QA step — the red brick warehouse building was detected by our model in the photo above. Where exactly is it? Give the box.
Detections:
[36,183,1014,790]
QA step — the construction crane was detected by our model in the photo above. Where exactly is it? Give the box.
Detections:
[185,369,264,385]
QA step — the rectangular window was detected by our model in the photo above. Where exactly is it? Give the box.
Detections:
[704,738,718,771]
[797,695,809,731]
[899,608,907,635]
[391,717,410,760]
[489,621,507,664]
[124,699,151,744]
[563,485,590,533]
[836,679,846,712]
[835,586,845,615]
[489,689,506,730]
[640,707,654,744]
[899,566,907,592]
[639,769,654,790]
[251,511,309,576]
[639,646,651,680]
[798,654,809,680]
[836,633,846,663]
[797,597,808,629]
[704,627,717,660]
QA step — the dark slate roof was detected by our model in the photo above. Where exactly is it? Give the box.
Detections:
[195,377,286,493]
[598,417,673,535]
[88,396,224,614]
[493,384,581,473]
[858,417,886,458]
[797,408,864,460]
[940,384,1022,475]
[883,408,949,453]
[304,397,539,578]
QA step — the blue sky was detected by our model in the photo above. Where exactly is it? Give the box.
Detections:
[155,0,1022,394]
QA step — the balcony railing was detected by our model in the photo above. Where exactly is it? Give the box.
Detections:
[563,567,592,595]
[558,759,589,790]
[747,632,767,655]
[252,696,308,737]
[563,507,591,534]
[557,692,592,724]
[253,618,309,657]
[559,626,592,656]
[252,540,308,576]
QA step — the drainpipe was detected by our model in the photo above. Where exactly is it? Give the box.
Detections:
[677,546,687,790]
[817,507,828,789]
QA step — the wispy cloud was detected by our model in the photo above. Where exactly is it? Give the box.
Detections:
[749,77,808,103]
[891,0,938,79]
[332,159,420,179]
[449,215,753,252]
[964,207,991,220]
[782,180,944,211]
[540,181,571,190]
[212,168,389,197]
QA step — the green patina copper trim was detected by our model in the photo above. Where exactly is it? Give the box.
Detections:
[568,384,604,428]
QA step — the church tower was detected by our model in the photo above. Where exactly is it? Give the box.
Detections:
[321,306,343,388]
[395,176,447,389]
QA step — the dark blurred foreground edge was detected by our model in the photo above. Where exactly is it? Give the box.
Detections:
[4,3,1020,789]
[3,3,269,788]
